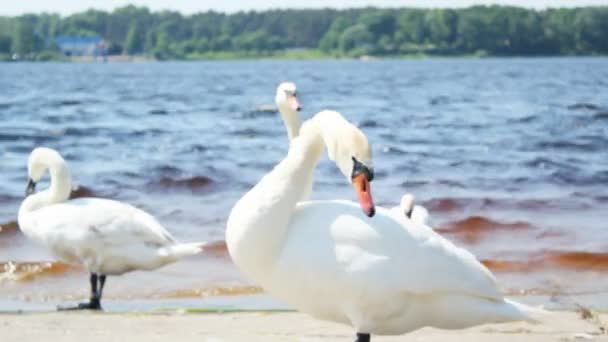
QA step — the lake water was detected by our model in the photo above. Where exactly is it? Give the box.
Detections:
[0,58,607,311]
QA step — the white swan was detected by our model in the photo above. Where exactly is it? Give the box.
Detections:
[18,147,206,310]
[391,193,430,226]
[226,110,539,341]
[275,82,429,218]
[275,81,315,203]
[275,81,302,141]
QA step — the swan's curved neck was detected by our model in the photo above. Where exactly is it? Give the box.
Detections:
[279,107,301,142]
[278,104,313,201]
[226,114,329,276]
[19,160,72,218]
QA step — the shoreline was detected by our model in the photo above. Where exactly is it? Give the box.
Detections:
[0,310,606,341]
[2,53,607,63]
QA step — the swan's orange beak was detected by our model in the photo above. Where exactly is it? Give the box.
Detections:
[353,173,375,217]
[288,95,301,112]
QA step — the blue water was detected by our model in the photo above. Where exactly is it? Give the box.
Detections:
[0,58,607,309]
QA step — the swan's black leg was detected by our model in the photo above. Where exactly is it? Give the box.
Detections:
[355,333,370,342]
[97,274,107,303]
[90,273,99,298]
[57,273,103,311]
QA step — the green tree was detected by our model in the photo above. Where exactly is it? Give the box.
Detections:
[124,22,143,54]
[426,9,458,48]
[339,24,373,53]
[396,9,427,44]
[106,41,123,55]
[575,7,608,53]
[0,6,607,59]
[0,35,11,53]
[152,30,171,59]
[360,10,395,39]
[318,16,349,52]
[12,18,36,55]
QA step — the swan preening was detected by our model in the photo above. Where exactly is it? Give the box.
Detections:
[392,193,430,226]
[227,109,540,341]
[276,81,430,225]
[18,147,206,310]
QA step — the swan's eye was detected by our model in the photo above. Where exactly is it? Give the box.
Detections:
[26,178,36,196]
[367,168,375,182]
[351,157,374,182]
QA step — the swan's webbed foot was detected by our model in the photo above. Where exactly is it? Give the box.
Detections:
[57,273,106,311]
[355,333,370,342]
[57,298,102,311]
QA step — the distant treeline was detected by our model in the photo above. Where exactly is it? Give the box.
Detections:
[0,5,607,60]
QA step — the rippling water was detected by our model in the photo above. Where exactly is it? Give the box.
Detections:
[1,58,607,310]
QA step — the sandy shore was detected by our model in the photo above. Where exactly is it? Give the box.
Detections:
[0,310,606,342]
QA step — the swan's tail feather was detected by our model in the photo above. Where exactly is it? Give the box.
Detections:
[159,241,207,261]
[503,298,550,324]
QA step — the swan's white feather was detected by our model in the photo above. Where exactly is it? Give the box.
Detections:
[20,197,200,275]
[273,200,500,299]
[227,111,539,336]
[264,201,534,334]
[410,205,429,226]
[389,204,430,226]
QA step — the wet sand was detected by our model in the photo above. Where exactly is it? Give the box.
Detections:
[0,310,606,342]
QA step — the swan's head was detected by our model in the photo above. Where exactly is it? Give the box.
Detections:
[275,81,301,113]
[26,147,67,196]
[400,194,415,218]
[315,111,375,217]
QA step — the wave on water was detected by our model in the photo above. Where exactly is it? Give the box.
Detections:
[358,119,381,128]
[524,156,577,170]
[0,221,19,237]
[535,140,600,153]
[0,194,20,205]
[148,109,169,115]
[423,197,498,212]
[424,198,464,212]
[483,251,608,273]
[52,99,82,107]
[423,195,594,213]
[508,114,538,124]
[429,95,450,106]
[567,103,600,111]
[0,261,77,282]
[148,175,214,192]
[551,169,608,186]
[0,242,228,285]
[243,105,277,118]
[230,127,266,138]
[594,111,608,120]
[542,251,608,272]
[144,164,216,192]
[158,285,263,299]
[70,185,97,199]
[436,216,533,243]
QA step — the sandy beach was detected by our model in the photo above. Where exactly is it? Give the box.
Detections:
[1,310,606,342]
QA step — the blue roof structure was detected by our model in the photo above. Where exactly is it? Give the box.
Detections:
[54,36,103,45]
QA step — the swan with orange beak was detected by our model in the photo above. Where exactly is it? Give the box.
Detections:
[351,157,375,217]
[227,110,541,342]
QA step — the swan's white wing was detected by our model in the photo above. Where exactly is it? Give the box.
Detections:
[388,204,429,226]
[24,198,175,250]
[281,200,501,301]
[389,205,403,217]
[411,205,430,226]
